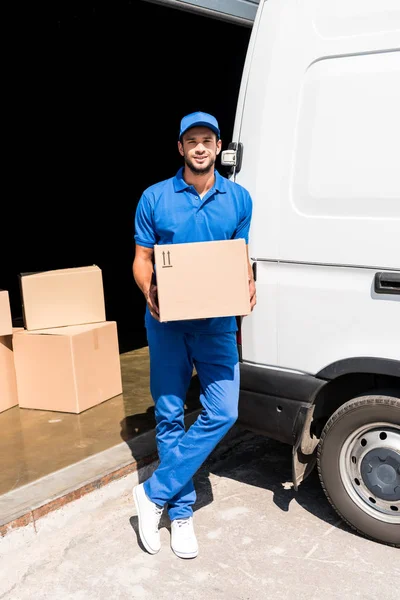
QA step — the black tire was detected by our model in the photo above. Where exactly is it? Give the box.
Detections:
[317,394,400,547]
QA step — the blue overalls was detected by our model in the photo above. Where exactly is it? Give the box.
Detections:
[134,167,252,520]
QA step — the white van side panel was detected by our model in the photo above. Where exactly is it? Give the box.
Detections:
[234,0,400,267]
[240,261,278,366]
[277,263,400,374]
[289,50,400,267]
[233,0,400,373]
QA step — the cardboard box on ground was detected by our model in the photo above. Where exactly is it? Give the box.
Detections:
[13,322,123,414]
[154,239,251,323]
[0,290,13,337]
[9,266,123,414]
[0,291,19,413]
[19,265,106,331]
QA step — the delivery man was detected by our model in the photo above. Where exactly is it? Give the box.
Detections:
[132,111,256,559]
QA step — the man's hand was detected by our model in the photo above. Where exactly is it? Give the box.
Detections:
[245,249,256,313]
[133,245,160,321]
[249,278,256,311]
[145,284,160,321]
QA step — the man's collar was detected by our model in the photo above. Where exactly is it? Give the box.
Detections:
[173,167,227,194]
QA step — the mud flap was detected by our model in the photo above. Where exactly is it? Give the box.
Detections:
[292,405,319,490]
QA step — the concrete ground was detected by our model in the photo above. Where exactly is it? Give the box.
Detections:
[1,430,399,600]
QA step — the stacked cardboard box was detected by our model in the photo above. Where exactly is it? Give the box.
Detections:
[12,265,123,414]
[0,290,19,413]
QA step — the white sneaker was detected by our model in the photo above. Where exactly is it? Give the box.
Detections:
[170,517,199,559]
[133,483,163,554]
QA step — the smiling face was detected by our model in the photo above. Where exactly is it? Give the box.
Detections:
[178,126,222,175]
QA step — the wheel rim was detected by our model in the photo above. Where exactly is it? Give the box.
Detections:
[339,422,400,524]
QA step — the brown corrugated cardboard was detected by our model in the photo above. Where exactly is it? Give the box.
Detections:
[13,321,123,414]
[0,290,13,336]
[19,265,106,331]
[154,239,250,322]
[0,329,21,413]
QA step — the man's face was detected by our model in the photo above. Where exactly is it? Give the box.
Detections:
[178,126,222,175]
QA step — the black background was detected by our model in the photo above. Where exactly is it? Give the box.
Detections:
[2,1,251,352]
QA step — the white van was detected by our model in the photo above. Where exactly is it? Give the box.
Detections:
[222,0,400,547]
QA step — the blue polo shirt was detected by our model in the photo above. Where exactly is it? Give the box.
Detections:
[134,167,252,333]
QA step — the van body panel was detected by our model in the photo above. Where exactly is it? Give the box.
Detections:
[146,0,259,25]
[228,0,400,540]
[288,50,400,268]
[231,0,400,373]
[317,357,400,380]
[240,260,278,365]
[233,0,400,267]
[238,362,326,444]
[276,263,399,374]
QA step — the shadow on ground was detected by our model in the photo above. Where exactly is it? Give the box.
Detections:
[202,428,357,538]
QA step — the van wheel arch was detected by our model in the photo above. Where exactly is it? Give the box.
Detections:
[293,374,399,488]
[311,373,400,438]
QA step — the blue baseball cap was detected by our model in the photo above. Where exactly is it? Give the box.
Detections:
[179,111,220,140]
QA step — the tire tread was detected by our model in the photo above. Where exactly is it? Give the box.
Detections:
[317,394,400,548]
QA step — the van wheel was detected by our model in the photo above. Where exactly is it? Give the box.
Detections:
[317,394,400,547]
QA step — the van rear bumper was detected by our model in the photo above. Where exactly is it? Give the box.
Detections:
[238,362,327,446]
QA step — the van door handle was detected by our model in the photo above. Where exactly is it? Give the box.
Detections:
[374,272,400,295]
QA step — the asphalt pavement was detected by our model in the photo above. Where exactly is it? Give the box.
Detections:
[1,430,399,600]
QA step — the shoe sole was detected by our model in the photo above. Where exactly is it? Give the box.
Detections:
[171,546,198,559]
[133,486,160,555]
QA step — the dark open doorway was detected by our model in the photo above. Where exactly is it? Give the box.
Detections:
[2,1,251,352]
